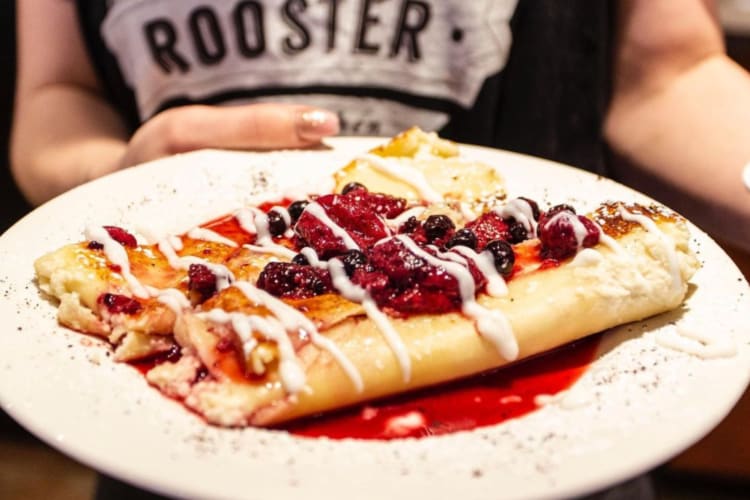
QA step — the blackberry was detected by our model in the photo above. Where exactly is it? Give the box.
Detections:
[256,262,332,298]
[399,216,420,234]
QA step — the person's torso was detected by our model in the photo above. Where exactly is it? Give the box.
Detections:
[77,0,612,174]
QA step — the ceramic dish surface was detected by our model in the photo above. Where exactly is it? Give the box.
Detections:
[1,138,748,500]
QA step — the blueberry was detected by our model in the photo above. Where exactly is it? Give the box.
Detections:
[341,182,367,195]
[423,214,455,242]
[292,253,310,265]
[484,240,515,277]
[445,228,478,250]
[339,249,368,277]
[545,204,576,218]
[287,200,309,223]
[266,211,287,237]
[508,221,528,244]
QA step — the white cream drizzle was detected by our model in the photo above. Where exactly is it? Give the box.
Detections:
[358,153,444,203]
[328,259,412,383]
[459,202,479,222]
[233,281,364,392]
[233,207,298,258]
[157,237,235,292]
[244,244,297,260]
[146,285,191,315]
[270,206,295,238]
[269,206,292,227]
[85,226,150,299]
[186,227,238,247]
[235,207,272,244]
[293,244,414,383]
[386,206,426,230]
[597,233,626,257]
[392,235,518,360]
[87,223,364,395]
[204,308,306,394]
[494,198,538,236]
[656,324,737,359]
[299,247,328,269]
[618,206,682,292]
[442,245,508,297]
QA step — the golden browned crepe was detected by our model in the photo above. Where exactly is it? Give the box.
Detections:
[34,128,698,428]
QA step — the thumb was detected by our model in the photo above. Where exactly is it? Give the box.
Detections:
[123,103,341,168]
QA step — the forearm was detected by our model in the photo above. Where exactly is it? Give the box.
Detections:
[605,54,750,251]
[11,84,129,205]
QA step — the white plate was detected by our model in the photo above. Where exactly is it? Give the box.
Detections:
[1,138,748,500]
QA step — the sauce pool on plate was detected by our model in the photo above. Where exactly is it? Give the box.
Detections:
[284,335,600,440]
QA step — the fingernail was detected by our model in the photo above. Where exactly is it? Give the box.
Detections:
[297,109,340,141]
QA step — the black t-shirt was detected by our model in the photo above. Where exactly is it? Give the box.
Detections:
[76,0,613,175]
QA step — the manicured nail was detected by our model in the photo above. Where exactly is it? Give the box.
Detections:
[297,109,340,141]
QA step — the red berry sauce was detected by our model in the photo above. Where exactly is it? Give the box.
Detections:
[98,293,142,315]
[285,335,600,440]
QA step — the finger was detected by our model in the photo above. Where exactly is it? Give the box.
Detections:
[175,103,340,151]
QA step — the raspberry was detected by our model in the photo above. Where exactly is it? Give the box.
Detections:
[465,212,510,249]
[188,264,218,302]
[538,212,600,260]
[89,226,138,248]
[360,238,485,315]
[256,262,332,298]
[348,190,407,218]
[294,193,392,258]
[98,293,142,315]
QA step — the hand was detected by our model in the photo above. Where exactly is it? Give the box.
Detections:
[119,103,340,168]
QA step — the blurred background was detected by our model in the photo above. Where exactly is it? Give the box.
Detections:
[1,1,749,498]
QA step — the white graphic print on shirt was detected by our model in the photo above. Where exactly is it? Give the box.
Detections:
[101,0,519,136]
